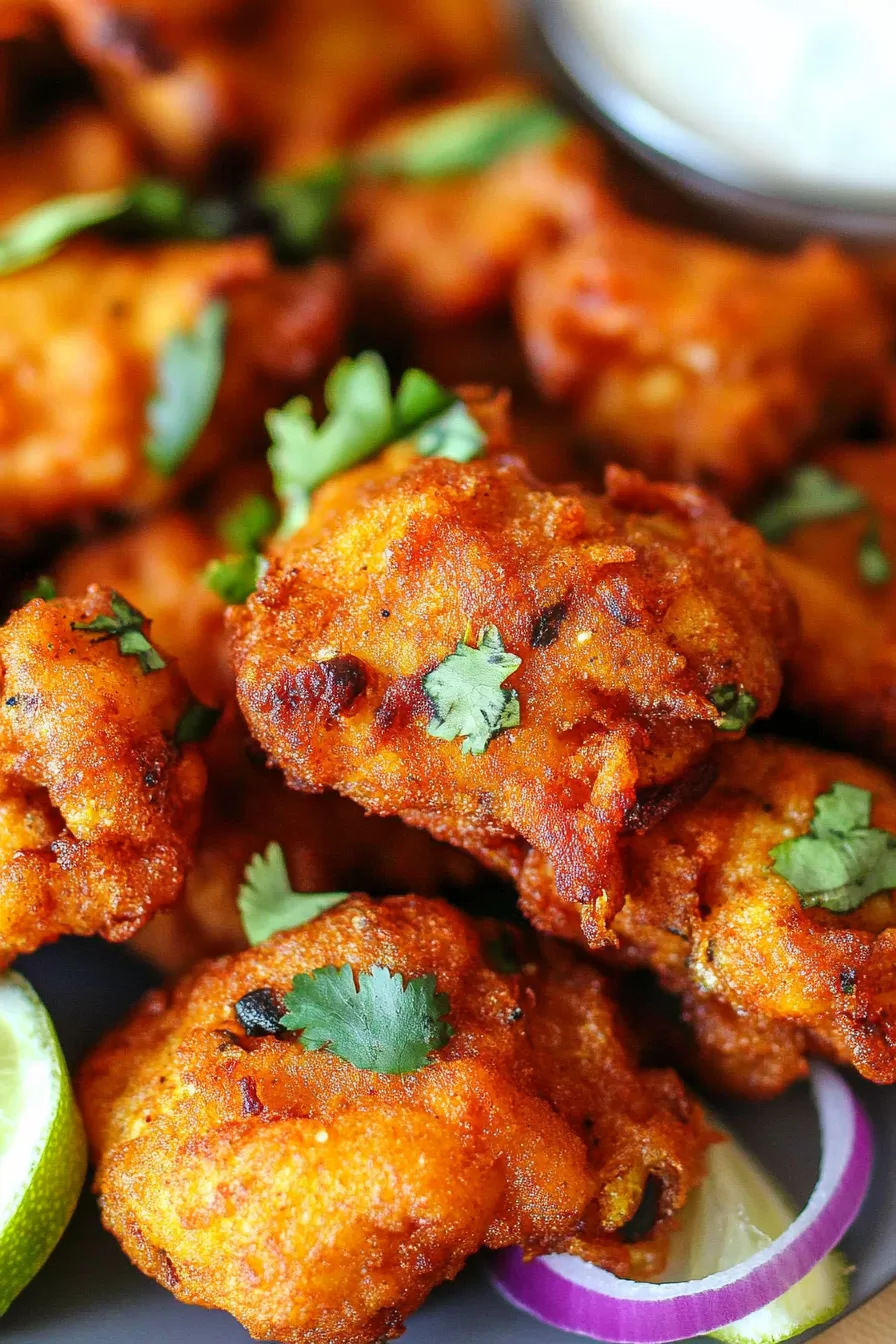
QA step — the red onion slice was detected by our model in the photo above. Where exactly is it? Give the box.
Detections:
[490,1062,872,1343]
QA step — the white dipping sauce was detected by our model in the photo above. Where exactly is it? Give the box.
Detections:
[564,0,896,193]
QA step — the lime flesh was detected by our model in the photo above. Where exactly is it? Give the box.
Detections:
[0,972,87,1315]
[661,1116,849,1344]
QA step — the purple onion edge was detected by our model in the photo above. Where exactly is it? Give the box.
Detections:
[489,1073,874,1344]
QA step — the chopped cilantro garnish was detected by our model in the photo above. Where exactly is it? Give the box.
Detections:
[204,492,276,604]
[0,186,133,276]
[71,591,165,675]
[204,553,267,604]
[710,684,759,733]
[255,160,349,253]
[424,623,521,756]
[770,781,896,913]
[218,493,278,554]
[753,466,865,543]
[858,522,892,586]
[238,842,350,945]
[144,298,228,476]
[267,353,484,537]
[20,575,57,603]
[360,97,569,181]
[174,698,220,745]
[280,963,453,1074]
[414,399,487,462]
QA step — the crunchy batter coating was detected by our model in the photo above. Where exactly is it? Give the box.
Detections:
[770,443,896,768]
[522,737,896,1096]
[516,216,890,507]
[0,587,206,964]
[56,511,480,974]
[78,895,709,1343]
[230,446,792,944]
[0,240,346,542]
[347,87,606,322]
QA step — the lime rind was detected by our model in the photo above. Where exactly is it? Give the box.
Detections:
[0,972,87,1316]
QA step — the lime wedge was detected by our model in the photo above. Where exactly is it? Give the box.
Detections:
[662,1117,849,1344]
[0,972,87,1315]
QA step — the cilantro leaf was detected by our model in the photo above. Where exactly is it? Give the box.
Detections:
[753,466,865,543]
[203,553,267,604]
[770,780,896,913]
[20,575,56,603]
[280,963,453,1073]
[414,400,487,463]
[709,683,759,733]
[144,298,228,476]
[859,522,892,586]
[255,160,349,252]
[360,98,569,181]
[424,623,521,755]
[218,493,278,553]
[238,842,350,945]
[0,186,133,276]
[174,698,221,745]
[72,591,166,675]
[267,353,483,537]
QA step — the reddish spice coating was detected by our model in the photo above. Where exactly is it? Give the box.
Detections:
[77,895,709,1343]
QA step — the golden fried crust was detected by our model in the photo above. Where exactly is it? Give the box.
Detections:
[347,91,606,322]
[0,588,205,964]
[772,443,896,767]
[0,241,346,542]
[522,737,896,1096]
[516,219,891,508]
[77,896,708,1343]
[0,105,137,226]
[231,449,791,942]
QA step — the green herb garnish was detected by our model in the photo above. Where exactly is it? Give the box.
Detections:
[0,187,133,276]
[753,466,865,543]
[414,399,487,462]
[280,963,453,1073]
[424,623,521,756]
[218,493,279,554]
[203,493,276,604]
[20,575,57,603]
[770,781,896,913]
[858,523,892,586]
[709,684,759,733]
[255,160,349,253]
[71,591,165,675]
[238,842,350,946]
[144,298,228,477]
[267,353,483,536]
[360,97,569,181]
[204,554,266,604]
[174,698,220,745]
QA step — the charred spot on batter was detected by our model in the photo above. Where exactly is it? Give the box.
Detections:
[619,1173,662,1243]
[239,1076,265,1117]
[623,758,718,834]
[268,655,369,722]
[530,602,567,649]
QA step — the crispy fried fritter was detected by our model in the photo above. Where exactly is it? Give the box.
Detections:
[56,511,480,974]
[522,737,896,1096]
[230,446,792,944]
[516,215,890,507]
[45,0,508,176]
[0,104,137,225]
[347,87,606,322]
[78,895,709,1342]
[769,443,896,767]
[0,587,206,964]
[0,240,346,542]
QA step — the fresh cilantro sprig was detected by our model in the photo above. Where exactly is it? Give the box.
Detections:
[144,299,228,477]
[204,493,277,604]
[0,187,133,276]
[754,465,891,588]
[174,698,221,745]
[359,97,570,181]
[255,160,349,253]
[238,842,350,945]
[267,352,484,537]
[424,623,521,755]
[71,591,165,675]
[770,781,896,913]
[20,575,56,603]
[280,963,453,1074]
[710,683,759,733]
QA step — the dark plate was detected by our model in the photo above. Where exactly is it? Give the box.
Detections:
[3,937,891,1343]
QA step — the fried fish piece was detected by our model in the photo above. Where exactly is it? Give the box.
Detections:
[0,587,206,965]
[55,509,480,974]
[346,85,606,323]
[0,239,346,543]
[78,894,709,1343]
[516,212,890,508]
[522,736,896,1097]
[230,446,792,944]
[768,443,896,768]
